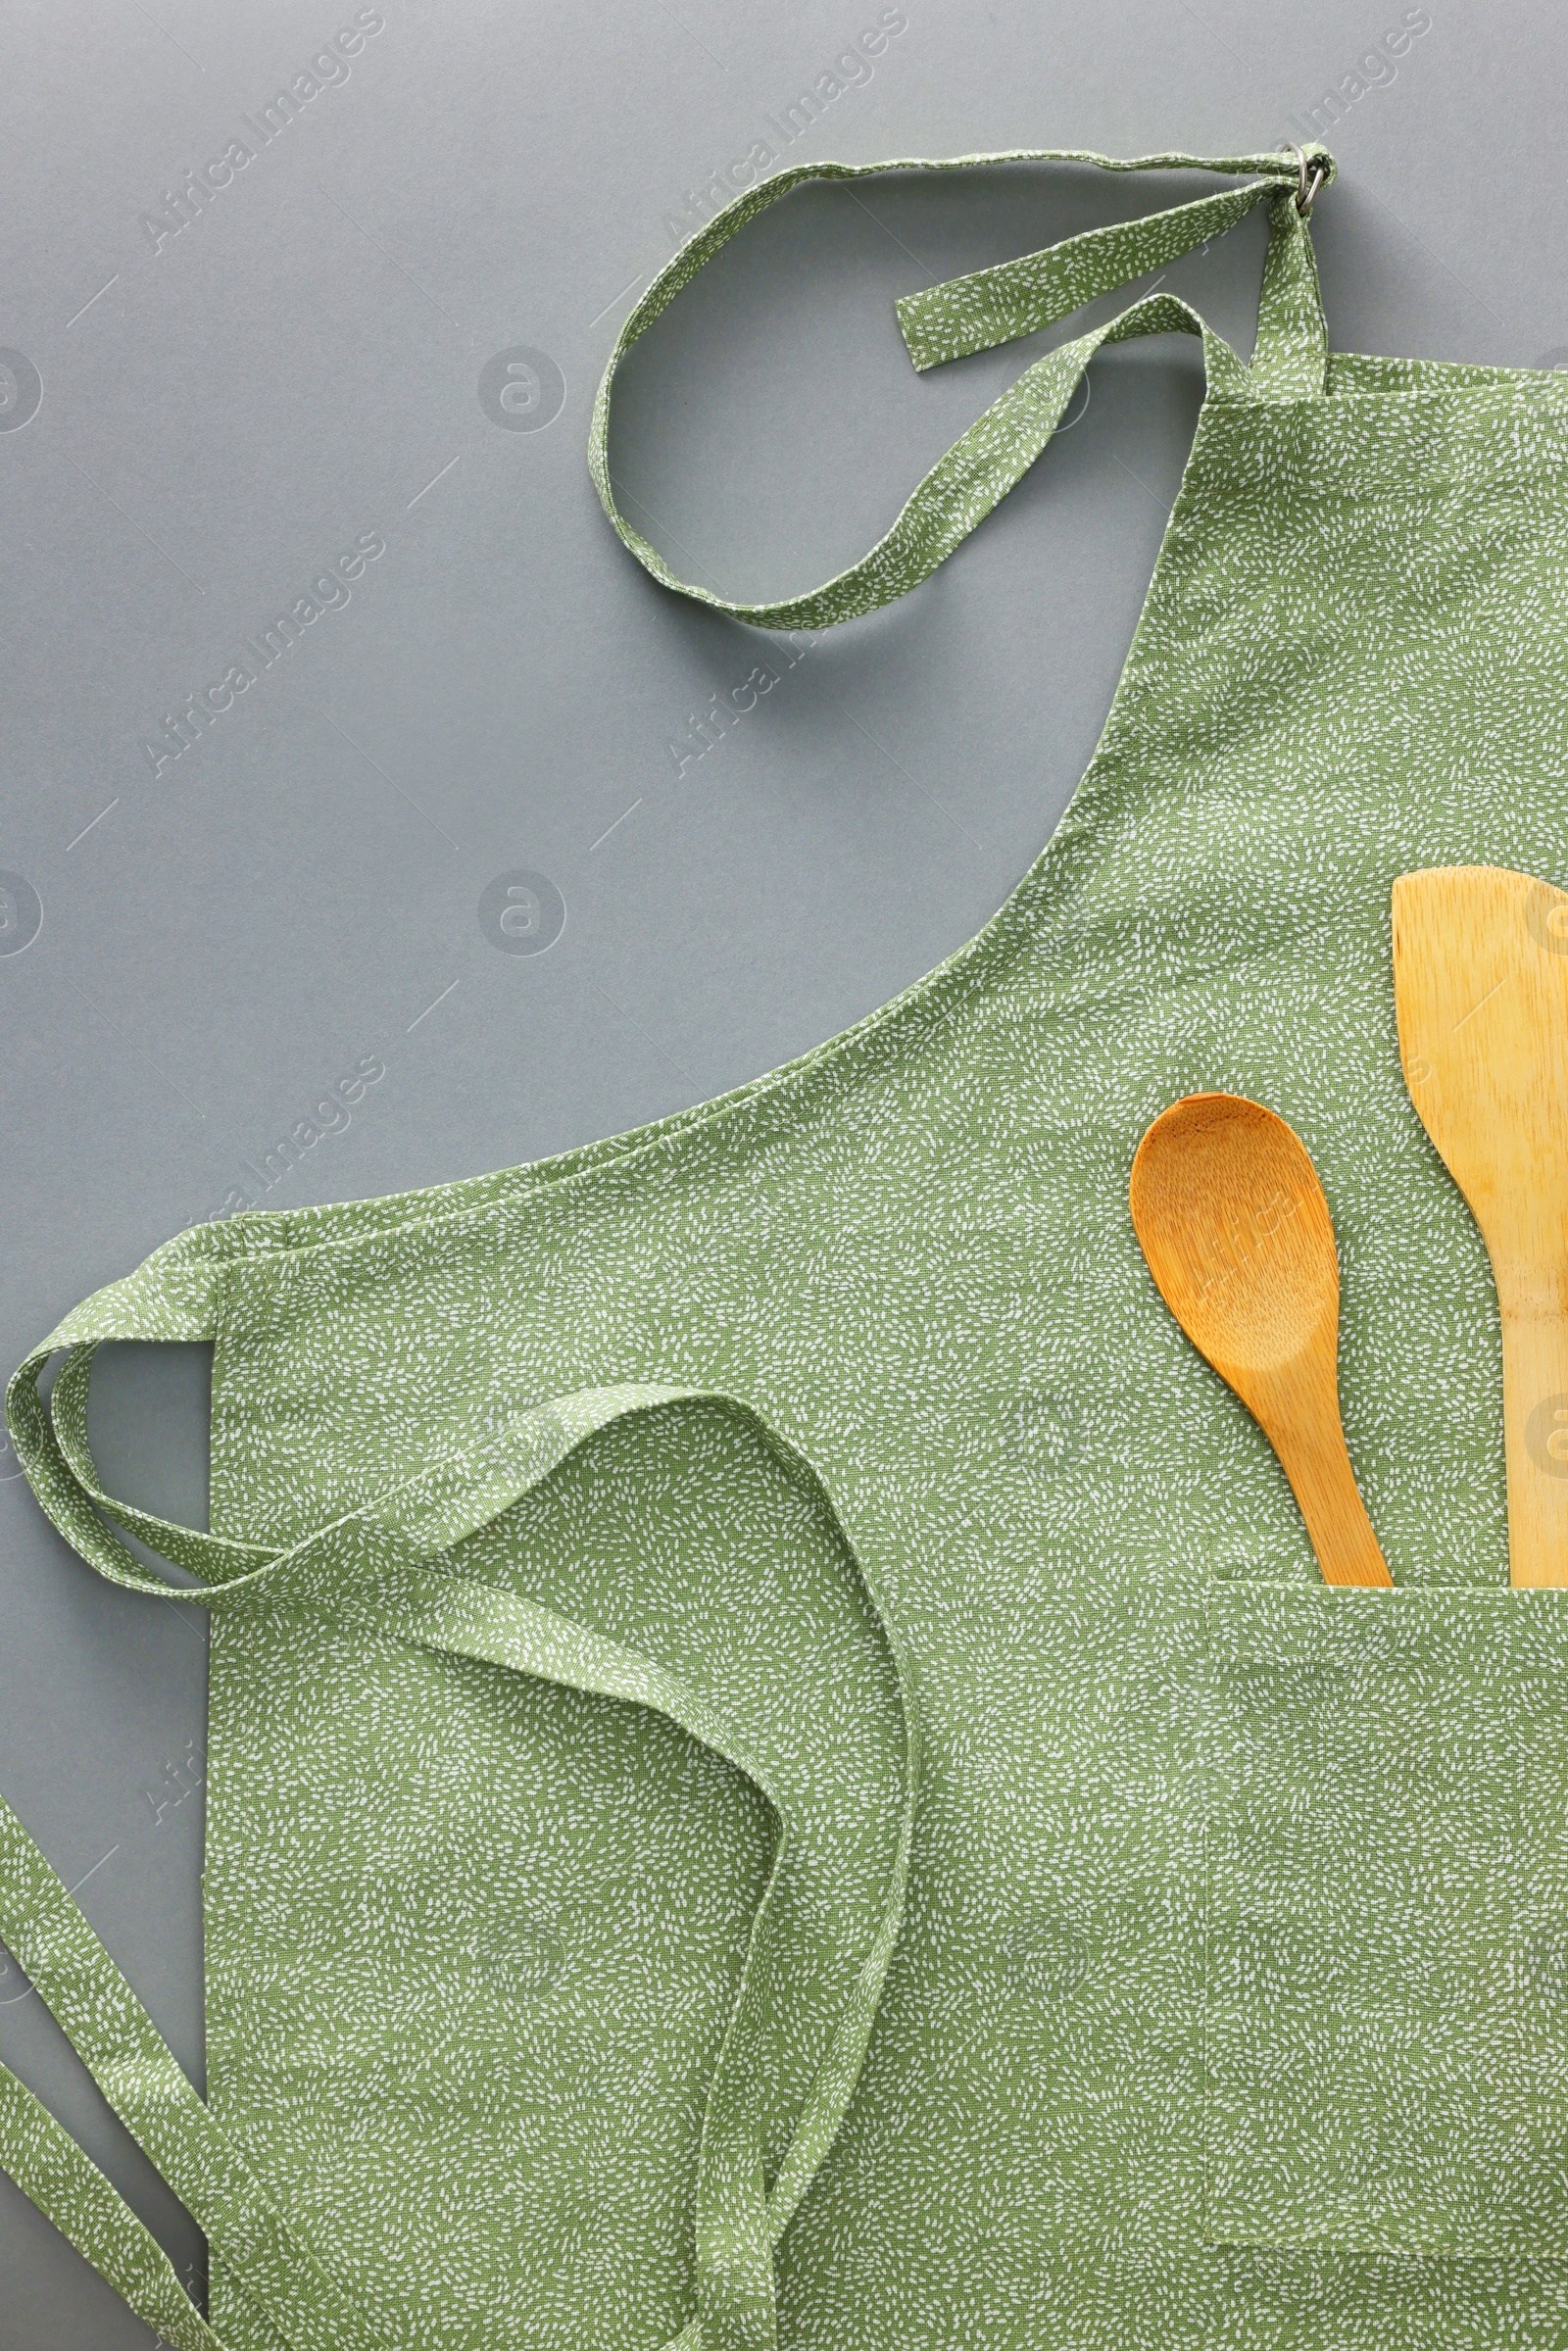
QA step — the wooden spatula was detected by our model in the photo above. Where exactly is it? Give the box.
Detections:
[1393,864,1568,1588]
[1130,1093,1393,1587]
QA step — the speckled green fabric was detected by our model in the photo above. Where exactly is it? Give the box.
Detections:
[9,141,1568,2351]
[1204,1586,1568,2258]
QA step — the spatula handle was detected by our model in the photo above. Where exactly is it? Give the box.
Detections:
[1497,1273,1568,1587]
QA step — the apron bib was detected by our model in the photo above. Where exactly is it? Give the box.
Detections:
[9,141,1568,2351]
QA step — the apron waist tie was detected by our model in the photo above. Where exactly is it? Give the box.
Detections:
[4,1298,919,2351]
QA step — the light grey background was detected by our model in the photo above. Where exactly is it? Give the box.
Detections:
[1,1,1562,2340]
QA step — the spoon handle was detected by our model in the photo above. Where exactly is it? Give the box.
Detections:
[1249,1360,1394,1588]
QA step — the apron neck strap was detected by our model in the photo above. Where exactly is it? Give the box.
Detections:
[892,157,1327,389]
[590,142,1335,631]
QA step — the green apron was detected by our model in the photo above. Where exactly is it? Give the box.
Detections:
[8,140,1568,2351]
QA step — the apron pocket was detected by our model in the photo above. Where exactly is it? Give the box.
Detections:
[1202,1584,1568,2256]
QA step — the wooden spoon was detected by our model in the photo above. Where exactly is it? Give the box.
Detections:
[1393,864,1568,1588]
[1130,1093,1392,1587]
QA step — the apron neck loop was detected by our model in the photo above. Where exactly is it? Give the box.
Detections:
[589,142,1335,633]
